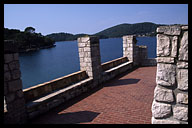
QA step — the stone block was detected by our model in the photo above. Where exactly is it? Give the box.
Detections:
[154,85,174,103]
[84,47,91,52]
[152,100,172,118]
[84,52,91,57]
[92,48,100,55]
[156,57,174,63]
[78,42,86,47]
[78,37,89,43]
[129,44,133,47]
[171,36,178,57]
[177,93,188,105]
[4,64,9,72]
[84,57,91,63]
[4,71,11,82]
[16,90,24,98]
[11,69,21,80]
[157,26,181,35]
[178,31,188,61]
[28,111,40,119]
[8,79,23,92]
[79,52,84,58]
[87,67,93,72]
[89,36,99,43]
[177,69,188,91]
[151,117,180,124]
[78,48,84,52]
[156,63,176,86]
[4,82,8,95]
[87,63,92,66]
[123,35,137,44]
[123,43,128,48]
[177,61,188,69]
[8,61,20,70]
[128,47,133,51]
[47,99,62,110]
[80,67,86,71]
[181,26,188,30]
[13,53,19,60]
[79,58,84,63]
[4,54,14,63]
[157,34,171,57]
[173,106,188,121]
[5,93,15,103]
[87,72,93,77]
[80,62,87,67]
[122,35,128,41]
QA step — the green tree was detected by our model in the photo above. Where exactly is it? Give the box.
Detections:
[24,27,35,33]
[4,27,55,52]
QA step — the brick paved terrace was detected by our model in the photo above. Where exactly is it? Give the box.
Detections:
[29,66,156,124]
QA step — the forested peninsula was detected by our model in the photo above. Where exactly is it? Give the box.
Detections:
[4,27,55,53]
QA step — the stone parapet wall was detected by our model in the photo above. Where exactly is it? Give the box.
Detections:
[101,57,128,71]
[23,70,88,103]
[22,71,94,119]
[102,61,133,83]
[26,78,93,119]
[141,58,157,67]
[152,25,188,124]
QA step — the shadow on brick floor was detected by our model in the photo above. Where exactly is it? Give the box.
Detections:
[31,111,100,124]
[104,78,140,87]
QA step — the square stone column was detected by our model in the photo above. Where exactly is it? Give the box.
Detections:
[77,36,102,87]
[4,40,27,124]
[122,35,138,66]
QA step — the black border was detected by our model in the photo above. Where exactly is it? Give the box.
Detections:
[2,1,190,127]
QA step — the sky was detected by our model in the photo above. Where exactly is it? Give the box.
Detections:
[4,4,188,36]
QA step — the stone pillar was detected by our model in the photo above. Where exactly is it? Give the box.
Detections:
[152,25,188,124]
[77,36,102,87]
[122,35,138,66]
[4,40,27,124]
[137,45,148,65]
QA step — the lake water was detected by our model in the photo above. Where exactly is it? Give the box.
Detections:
[19,37,156,89]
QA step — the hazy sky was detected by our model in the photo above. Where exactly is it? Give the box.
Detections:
[4,4,188,35]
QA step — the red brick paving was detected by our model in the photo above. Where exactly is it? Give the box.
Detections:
[29,66,157,124]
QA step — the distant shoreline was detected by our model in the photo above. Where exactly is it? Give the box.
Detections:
[55,36,156,43]
[19,44,56,53]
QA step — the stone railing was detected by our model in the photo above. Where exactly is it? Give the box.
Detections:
[22,70,93,119]
[101,57,133,83]
[151,25,188,124]
[25,76,93,119]
[101,57,128,71]
[23,70,88,103]
[4,34,156,123]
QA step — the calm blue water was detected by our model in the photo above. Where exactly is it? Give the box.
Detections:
[19,37,156,89]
